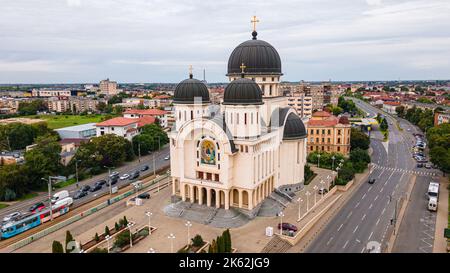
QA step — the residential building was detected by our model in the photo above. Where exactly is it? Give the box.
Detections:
[55,123,97,139]
[123,108,169,128]
[31,89,72,97]
[434,111,450,126]
[99,78,119,96]
[382,101,401,114]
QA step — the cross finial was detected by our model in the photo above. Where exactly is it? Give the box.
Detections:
[240,62,246,74]
[251,15,259,32]
[188,65,193,78]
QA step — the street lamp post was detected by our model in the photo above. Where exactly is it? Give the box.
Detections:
[326,175,331,190]
[138,141,141,163]
[168,233,176,253]
[104,166,114,195]
[312,186,318,206]
[146,211,153,234]
[317,154,321,168]
[305,191,311,212]
[331,156,335,170]
[185,221,192,246]
[278,211,284,235]
[75,159,81,189]
[147,248,155,253]
[42,176,55,221]
[320,180,325,199]
[127,223,134,248]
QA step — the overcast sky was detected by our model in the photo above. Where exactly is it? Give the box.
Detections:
[0,0,449,83]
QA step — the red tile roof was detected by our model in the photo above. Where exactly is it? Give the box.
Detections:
[308,119,338,127]
[154,95,171,99]
[137,116,156,127]
[124,109,168,116]
[312,111,331,117]
[383,101,401,106]
[96,117,137,127]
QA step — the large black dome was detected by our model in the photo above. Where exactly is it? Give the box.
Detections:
[223,77,263,105]
[173,75,210,104]
[283,113,307,140]
[227,32,282,76]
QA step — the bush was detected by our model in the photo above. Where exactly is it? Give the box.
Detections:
[65,231,74,253]
[90,247,108,253]
[137,228,149,237]
[115,222,119,231]
[113,230,131,248]
[191,234,204,247]
[52,240,64,253]
[105,226,110,236]
[94,233,99,242]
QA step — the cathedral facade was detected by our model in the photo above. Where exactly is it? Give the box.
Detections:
[169,23,308,213]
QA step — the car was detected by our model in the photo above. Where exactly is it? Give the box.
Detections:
[89,184,102,192]
[73,190,88,199]
[138,192,150,199]
[425,163,432,169]
[110,171,119,177]
[417,163,424,168]
[108,176,118,186]
[29,202,46,213]
[318,188,328,194]
[140,165,150,171]
[368,178,376,184]
[81,185,91,192]
[96,180,107,186]
[120,174,130,180]
[129,171,140,180]
[2,212,21,223]
[164,155,170,160]
[278,223,298,232]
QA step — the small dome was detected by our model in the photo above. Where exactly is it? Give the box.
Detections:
[173,75,210,104]
[339,116,350,125]
[283,113,307,140]
[227,32,282,76]
[223,78,263,105]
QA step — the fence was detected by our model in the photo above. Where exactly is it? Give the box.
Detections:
[6,173,170,252]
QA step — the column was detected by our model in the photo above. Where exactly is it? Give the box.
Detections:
[189,185,194,203]
[224,190,230,210]
[238,190,243,208]
[229,189,234,207]
[206,188,211,207]
[172,178,176,195]
[181,183,186,202]
[215,189,220,208]
[248,190,254,210]
[198,187,203,205]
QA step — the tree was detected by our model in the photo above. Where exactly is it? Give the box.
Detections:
[0,164,28,201]
[18,100,48,115]
[350,128,370,150]
[191,234,204,247]
[94,232,100,242]
[380,118,388,131]
[52,240,64,253]
[115,222,119,231]
[209,239,217,253]
[395,106,405,118]
[97,102,107,113]
[105,226,110,236]
[132,134,154,156]
[349,148,371,172]
[65,231,74,253]
[332,106,343,116]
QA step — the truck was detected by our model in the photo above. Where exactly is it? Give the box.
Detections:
[427,182,439,212]
[428,197,438,211]
[51,190,69,204]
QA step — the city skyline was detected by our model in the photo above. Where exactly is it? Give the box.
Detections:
[0,0,450,83]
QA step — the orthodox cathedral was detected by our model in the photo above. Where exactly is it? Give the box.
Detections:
[169,18,308,215]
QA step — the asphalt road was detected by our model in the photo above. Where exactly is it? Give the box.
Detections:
[305,98,439,253]
[0,146,170,223]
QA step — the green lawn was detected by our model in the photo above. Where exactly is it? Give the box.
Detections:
[17,192,39,201]
[0,203,9,210]
[32,114,105,129]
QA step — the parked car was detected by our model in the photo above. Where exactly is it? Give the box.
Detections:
[368,178,376,184]
[89,184,102,192]
[108,176,118,186]
[81,185,91,192]
[138,192,150,199]
[417,163,424,168]
[96,180,107,186]
[110,171,119,177]
[278,223,298,232]
[164,155,170,160]
[29,202,46,213]
[120,173,130,180]
[129,171,140,180]
[318,188,328,194]
[425,163,432,169]
[140,165,150,172]
[73,190,88,199]
[2,212,21,223]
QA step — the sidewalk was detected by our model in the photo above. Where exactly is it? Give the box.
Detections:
[433,176,449,253]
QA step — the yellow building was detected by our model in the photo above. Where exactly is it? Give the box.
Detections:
[306,111,351,155]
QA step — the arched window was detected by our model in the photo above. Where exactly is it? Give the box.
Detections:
[200,140,216,165]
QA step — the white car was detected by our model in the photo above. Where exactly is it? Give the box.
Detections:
[120,173,130,180]
[2,212,21,223]
[164,155,170,160]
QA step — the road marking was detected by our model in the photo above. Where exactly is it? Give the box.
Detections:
[326,236,334,246]
[347,211,353,219]
[379,187,383,193]
[368,231,373,240]
[367,186,372,192]
[355,202,360,208]
[338,223,344,231]
[343,240,349,249]
[353,225,359,233]
[362,214,366,221]
[374,195,379,201]
[382,207,386,215]
[356,238,361,243]
[368,203,373,209]
[362,193,366,200]
[376,218,381,226]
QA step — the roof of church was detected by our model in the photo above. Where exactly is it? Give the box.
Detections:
[173,74,210,104]
[227,31,282,76]
[223,77,263,105]
[283,112,307,140]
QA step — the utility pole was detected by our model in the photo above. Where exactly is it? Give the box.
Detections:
[138,141,141,163]
[75,160,79,188]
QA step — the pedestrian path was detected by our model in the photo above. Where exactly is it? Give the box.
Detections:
[372,164,438,177]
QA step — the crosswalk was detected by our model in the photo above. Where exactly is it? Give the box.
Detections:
[372,164,438,177]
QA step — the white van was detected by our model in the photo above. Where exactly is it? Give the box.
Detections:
[51,190,69,204]
[53,197,73,208]
[428,197,437,211]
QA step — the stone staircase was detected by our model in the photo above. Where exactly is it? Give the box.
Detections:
[260,235,292,253]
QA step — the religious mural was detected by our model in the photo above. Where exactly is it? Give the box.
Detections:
[200,140,216,165]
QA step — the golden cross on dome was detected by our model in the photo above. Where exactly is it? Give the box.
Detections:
[251,15,259,31]
[240,63,246,74]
